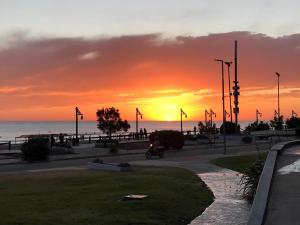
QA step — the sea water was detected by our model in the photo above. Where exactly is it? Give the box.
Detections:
[0,121,251,141]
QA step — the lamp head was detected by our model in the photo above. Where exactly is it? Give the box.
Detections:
[214,59,223,62]
[275,72,280,77]
[224,61,232,66]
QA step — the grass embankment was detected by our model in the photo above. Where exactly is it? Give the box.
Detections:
[210,152,267,173]
[0,167,214,225]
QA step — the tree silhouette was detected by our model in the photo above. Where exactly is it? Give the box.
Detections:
[270,115,284,130]
[220,121,236,135]
[245,121,270,133]
[96,107,130,141]
[286,116,300,128]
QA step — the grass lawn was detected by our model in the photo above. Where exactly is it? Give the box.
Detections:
[210,152,267,173]
[0,167,214,225]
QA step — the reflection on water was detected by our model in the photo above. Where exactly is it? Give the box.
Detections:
[190,172,250,225]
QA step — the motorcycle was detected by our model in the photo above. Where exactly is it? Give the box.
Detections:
[145,143,164,159]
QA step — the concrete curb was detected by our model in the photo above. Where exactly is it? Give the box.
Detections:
[247,139,300,225]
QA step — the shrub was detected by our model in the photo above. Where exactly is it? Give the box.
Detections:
[21,137,50,161]
[286,116,300,129]
[242,136,253,144]
[220,121,236,135]
[240,158,265,203]
[270,116,284,130]
[245,121,270,133]
[149,130,184,149]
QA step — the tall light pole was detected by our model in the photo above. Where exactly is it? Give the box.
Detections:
[225,61,233,123]
[233,40,240,133]
[75,107,83,141]
[210,109,216,127]
[205,109,210,127]
[225,110,230,121]
[256,109,262,123]
[215,59,227,155]
[136,108,143,134]
[274,110,279,118]
[180,108,187,133]
[275,72,280,120]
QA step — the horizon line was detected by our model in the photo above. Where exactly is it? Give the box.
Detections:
[0,120,256,123]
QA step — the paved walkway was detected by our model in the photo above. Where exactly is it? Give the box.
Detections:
[264,145,300,225]
[131,157,250,225]
[0,140,271,166]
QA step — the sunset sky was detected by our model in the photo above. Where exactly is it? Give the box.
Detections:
[1,0,300,122]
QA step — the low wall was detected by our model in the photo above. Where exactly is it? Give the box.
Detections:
[247,139,300,225]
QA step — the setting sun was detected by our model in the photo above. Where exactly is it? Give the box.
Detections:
[128,90,204,121]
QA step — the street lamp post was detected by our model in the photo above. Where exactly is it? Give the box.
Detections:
[209,109,216,127]
[180,108,187,133]
[75,107,83,142]
[205,109,210,127]
[225,61,233,123]
[275,72,280,120]
[215,59,227,154]
[256,109,262,123]
[136,108,143,134]
[225,110,230,121]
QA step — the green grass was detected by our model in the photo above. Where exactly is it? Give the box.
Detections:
[0,167,214,225]
[210,152,267,173]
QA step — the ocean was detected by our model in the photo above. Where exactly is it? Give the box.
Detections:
[0,121,252,141]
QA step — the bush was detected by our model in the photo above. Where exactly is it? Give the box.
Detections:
[244,121,270,133]
[270,116,284,130]
[149,130,184,149]
[240,158,265,203]
[220,122,236,135]
[242,136,253,144]
[21,137,50,161]
[286,117,300,129]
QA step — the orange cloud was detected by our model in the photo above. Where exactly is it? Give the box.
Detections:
[0,32,300,121]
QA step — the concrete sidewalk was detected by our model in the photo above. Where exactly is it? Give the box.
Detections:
[264,145,300,225]
[0,139,271,166]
